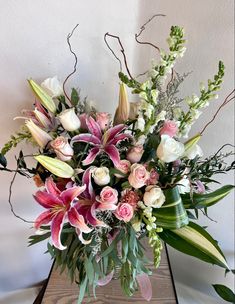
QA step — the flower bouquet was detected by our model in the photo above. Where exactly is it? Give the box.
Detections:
[1,22,234,303]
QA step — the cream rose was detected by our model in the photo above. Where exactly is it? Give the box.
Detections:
[92,167,110,186]
[58,108,81,132]
[143,185,165,208]
[128,164,150,189]
[41,76,63,98]
[156,135,185,163]
[50,136,74,161]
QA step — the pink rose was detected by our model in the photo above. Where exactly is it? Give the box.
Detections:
[97,186,118,211]
[50,136,74,161]
[147,168,159,185]
[115,160,131,177]
[96,112,111,130]
[114,203,134,222]
[160,120,178,137]
[127,145,144,163]
[128,164,150,189]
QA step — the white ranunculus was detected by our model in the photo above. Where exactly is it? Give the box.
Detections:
[143,186,165,208]
[92,167,110,186]
[41,76,63,98]
[157,135,185,163]
[177,177,191,194]
[58,108,81,132]
[184,144,203,160]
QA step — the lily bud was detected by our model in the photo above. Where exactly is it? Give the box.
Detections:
[58,108,81,132]
[184,133,201,152]
[34,108,53,129]
[129,102,140,120]
[113,83,130,125]
[26,120,52,148]
[28,79,57,114]
[34,155,74,178]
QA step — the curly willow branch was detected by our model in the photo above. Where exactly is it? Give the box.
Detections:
[63,24,79,105]
[104,32,134,79]
[200,89,235,135]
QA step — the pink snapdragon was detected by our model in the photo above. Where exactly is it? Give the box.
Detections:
[160,120,178,137]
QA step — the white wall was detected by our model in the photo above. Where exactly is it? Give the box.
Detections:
[0,0,234,302]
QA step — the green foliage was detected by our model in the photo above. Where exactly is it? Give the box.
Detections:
[212,284,235,303]
[71,88,80,106]
[1,129,32,156]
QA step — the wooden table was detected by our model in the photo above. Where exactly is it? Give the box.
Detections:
[37,244,178,304]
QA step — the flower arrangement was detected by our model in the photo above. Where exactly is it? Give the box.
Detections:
[1,20,235,303]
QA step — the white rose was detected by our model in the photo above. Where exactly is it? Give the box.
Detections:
[156,135,185,163]
[184,144,203,160]
[177,177,191,194]
[143,185,165,208]
[92,167,110,186]
[41,76,63,98]
[58,108,81,132]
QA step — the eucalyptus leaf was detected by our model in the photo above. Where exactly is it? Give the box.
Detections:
[212,284,235,303]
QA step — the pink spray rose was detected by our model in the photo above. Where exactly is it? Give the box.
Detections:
[127,145,144,163]
[114,203,134,222]
[160,120,178,138]
[128,164,150,189]
[97,186,118,210]
[96,112,111,130]
[50,136,74,161]
[147,168,159,185]
[115,160,131,177]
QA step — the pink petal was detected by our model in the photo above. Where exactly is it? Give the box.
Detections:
[136,273,152,302]
[90,202,107,227]
[86,116,102,139]
[98,202,117,211]
[82,169,95,200]
[97,270,114,286]
[60,185,86,207]
[51,211,67,250]
[82,147,100,166]
[35,100,49,118]
[104,124,126,143]
[75,228,92,244]
[71,133,101,146]
[33,191,63,209]
[45,177,61,197]
[68,207,92,233]
[34,210,53,230]
[109,133,132,145]
[104,144,120,166]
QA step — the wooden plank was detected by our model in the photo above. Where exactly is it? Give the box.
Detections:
[42,244,177,304]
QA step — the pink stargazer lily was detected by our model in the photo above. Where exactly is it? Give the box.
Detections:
[70,168,107,230]
[71,116,131,166]
[33,177,91,250]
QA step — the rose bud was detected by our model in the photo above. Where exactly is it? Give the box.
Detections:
[147,168,159,185]
[50,136,74,161]
[41,76,63,98]
[92,167,110,186]
[143,185,165,208]
[96,112,111,130]
[113,83,130,125]
[160,120,178,137]
[58,108,81,132]
[127,145,144,163]
[114,203,134,222]
[128,164,150,189]
[25,119,52,148]
[114,160,131,177]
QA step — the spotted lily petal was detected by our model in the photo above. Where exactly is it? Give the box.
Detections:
[82,168,95,200]
[82,147,100,166]
[61,185,86,206]
[34,210,53,230]
[104,124,126,144]
[33,191,64,209]
[109,133,132,145]
[51,211,67,250]
[71,134,101,146]
[75,228,92,245]
[68,206,92,233]
[104,144,120,166]
[45,177,61,197]
[86,116,102,139]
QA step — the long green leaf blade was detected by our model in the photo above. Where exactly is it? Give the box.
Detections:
[159,221,228,269]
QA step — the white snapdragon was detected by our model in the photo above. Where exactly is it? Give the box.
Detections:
[136,117,145,132]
